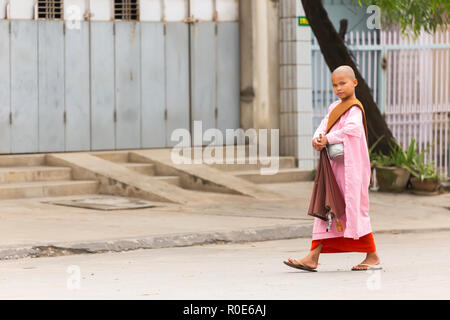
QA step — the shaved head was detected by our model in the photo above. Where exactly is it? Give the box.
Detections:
[331,65,358,100]
[332,65,356,80]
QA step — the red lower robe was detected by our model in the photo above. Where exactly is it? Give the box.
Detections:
[310,232,377,253]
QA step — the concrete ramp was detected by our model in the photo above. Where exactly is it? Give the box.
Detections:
[47,151,282,205]
[47,153,201,205]
[130,149,282,201]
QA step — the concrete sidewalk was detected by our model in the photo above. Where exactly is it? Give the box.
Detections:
[0,181,448,260]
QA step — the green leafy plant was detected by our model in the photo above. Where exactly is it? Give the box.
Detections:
[403,146,441,182]
[371,138,417,169]
[371,138,439,179]
[407,161,440,182]
[356,0,449,38]
[386,138,418,168]
[374,137,441,182]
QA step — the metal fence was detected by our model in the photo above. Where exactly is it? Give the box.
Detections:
[382,28,449,178]
[311,29,450,177]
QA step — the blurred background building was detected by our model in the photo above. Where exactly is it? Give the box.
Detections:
[0,0,448,177]
[0,0,240,153]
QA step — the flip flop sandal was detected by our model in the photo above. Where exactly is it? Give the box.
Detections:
[283,260,317,272]
[351,263,383,271]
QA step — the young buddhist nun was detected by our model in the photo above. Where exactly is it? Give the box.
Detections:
[284,65,382,272]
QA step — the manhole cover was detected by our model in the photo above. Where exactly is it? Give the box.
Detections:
[43,196,158,211]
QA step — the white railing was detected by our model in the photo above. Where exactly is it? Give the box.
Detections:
[311,29,450,178]
[383,28,449,178]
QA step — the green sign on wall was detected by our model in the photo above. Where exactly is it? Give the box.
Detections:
[298,16,309,26]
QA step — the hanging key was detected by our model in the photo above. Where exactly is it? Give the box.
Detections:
[326,213,334,232]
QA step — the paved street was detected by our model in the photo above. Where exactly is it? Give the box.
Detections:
[0,231,449,299]
[0,182,449,260]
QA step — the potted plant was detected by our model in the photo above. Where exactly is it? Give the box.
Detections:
[404,149,442,194]
[372,138,417,192]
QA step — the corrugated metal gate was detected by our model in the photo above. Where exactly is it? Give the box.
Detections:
[0,0,240,153]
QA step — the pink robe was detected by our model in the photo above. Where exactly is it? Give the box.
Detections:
[312,100,372,240]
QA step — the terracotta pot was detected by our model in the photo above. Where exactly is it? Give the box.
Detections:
[410,177,440,192]
[375,166,410,192]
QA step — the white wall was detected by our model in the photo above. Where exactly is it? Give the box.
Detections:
[8,0,36,19]
[141,0,189,22]
[1,0,239,22]
[141,0,239,22]
[163,0,187,22]
[190,0,239,22]
[190,0,213,21]
[64,0,87,21]
[140,0,162,21]
[216,0,239,21]
[89,0,112,21]
[0,0,7,19]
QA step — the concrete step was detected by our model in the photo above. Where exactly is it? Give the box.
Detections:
[178,145,251,160]
[120,162,180,187]
[152,176,181,187]
[122,163,156,176]
[0,166,72,183]
[94,152,129,163]
[0,180,100,200]
[0,154,46,167]
[81,153,182,188]
[232,168,314,184]
[208,157,296,171]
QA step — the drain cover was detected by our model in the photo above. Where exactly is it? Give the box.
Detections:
[43,196,158,211]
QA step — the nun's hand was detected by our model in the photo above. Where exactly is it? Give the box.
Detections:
[316,135,328,149]
[313,135,327,151]
[312,137,322,151]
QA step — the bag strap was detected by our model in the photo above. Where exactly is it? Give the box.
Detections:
[325,98,373,185]
[325,98,369,147]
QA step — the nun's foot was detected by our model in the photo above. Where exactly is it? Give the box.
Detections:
[287,257,318,270]
[352,252,380,270]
